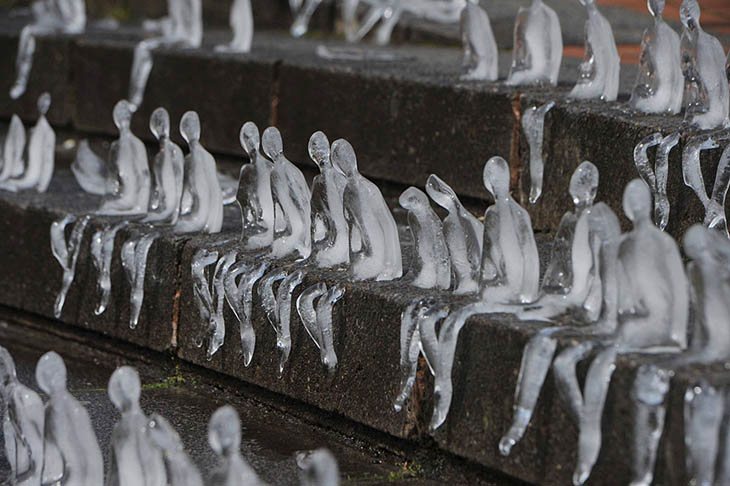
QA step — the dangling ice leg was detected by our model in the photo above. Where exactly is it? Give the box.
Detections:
[297,282,328,351]
[128,232,158,329]
[275,270,305,374]
[684,382,725,486]
[205,251,237,359]
[258,269,287,335]
[315,283,345,374]
[51,215,90,318]
[394,299,423,411]
[238,261,269,366]
[552,341,596,423]
[523,101,556,204]
[191,248,219,348]
[654,133,680,230]
[92,222,128,315]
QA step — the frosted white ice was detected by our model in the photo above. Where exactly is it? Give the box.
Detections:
[0,115,27,183]
[506,0,562,86]
[148,414,204,486]
[522,101,555,204]
[460,0,497,81]
[208,406,263,486]
[215,0,253,53]
[71,140,110,196]
[682,135,729,237]
[51,214,90,318]
[633,131,679,231]
[297,448,340,486]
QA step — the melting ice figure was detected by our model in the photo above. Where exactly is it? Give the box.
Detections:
[682,135,730,237]
[51,214,90,318]
[522,101,555,204]
[146,107,185,224]
[208,406,263,486]
[506,0,562,86]
[148,414,204,486]
[237,122,275,250]
[297,283,346,374]
[297,448,340,486]
[460,0,497,81]
[633,131,679,231]
[0,115,27,183]
[215,0,253,53]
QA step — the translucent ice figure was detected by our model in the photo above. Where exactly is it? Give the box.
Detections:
[680,0,730,130]
[333,139,402,281]
[0,347,44,486]
[191,248,220,353]
[97,100,151,216]
[290,0,322,38]
[684,382,725,486]
[296,448,340,486]
[0,115,27,183]
[263,127,312,260]
[629,0,683,114]
[208,406,263,486]
[215,0,253,53]
[51,214,90,318]
[460,0,497,81]
[275,270,305,373]
[224,261,269,366]
[297,283,345,374]
[522,101,555,204]
[121,232,158,329]
[399,186,450,289]
[176,111,223,234]
[309,131,349,269]
[148,414,204,486]
[71,140,110,196]
[36,351,103,486]
[633,131,679,231]
[568,0,620,101]
[90,222,129,315]
[506,0,562,86]
[108,366,167,486]
[237,122,275,250]
[146,107,185,224]
[425,175,483,295]
[682,135,730,237]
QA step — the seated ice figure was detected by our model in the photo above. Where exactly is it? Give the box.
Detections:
[332,138,402,281]
[506,0,562,86]
[36,351,103,486]
[207,406,263,486]
[460,0,498,81]
[237,122,275,250]
[680,0,729,130]
[629,0,683,114]
[215,0,253,53]
[568,0,620,101]
[297,448,340,486]
[148,414,204,486]
[145,107,185,224]
[0,114,26,184]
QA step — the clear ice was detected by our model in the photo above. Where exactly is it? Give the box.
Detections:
[298,283,345,374]
[333,139,402,281]
[682,135,729,237]
[568,0,620,102]
[237,121,275,250]
[0,115,27,183]
[146,107,185,224]
[191,248,221,356]
[522,101,555,204]
[297,448,340,486]
[91,222,129,315]
[684,382,725,486]
[399,186,451,289]
[215,0,253,53]
[71,140,110,196]
[460,0,497,81]
[633,131,679,231]
[275,269,305,373]
[506,0,563,86]
[148,414,204,486]
[680,0,730,130]
[208,405,263,486]
[629,0,683,114]
[51,214,90,318]
[224,261,270,367]
[121,232,159,329]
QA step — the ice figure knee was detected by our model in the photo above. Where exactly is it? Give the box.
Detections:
[506,0,563,86]
[215,0,253,52]
[51,214,90,318]
[522,101,555,204]
[460,0,498,81]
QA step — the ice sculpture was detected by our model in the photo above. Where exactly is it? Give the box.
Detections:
[684,381,725,486]
[148,414,204,486]
[36,351,103,486]
[297,448,340,486]
[90,222,129,315]
[146,107,185,224]
[208,405,262,486]
[263,127,312,260]
[682,135,730,237]
[10,0,85,99]
[425,174,483,295]
[460,0,497,81]
[0,115,27,183]
[108,366,167,486]
[506,0,562,86]
[333,139,402,281]
[680,0,730,130]
[309,131,349,269]
[176,111,223,234]
[215,0,253,52]
[121,232,158,329]
[224,261,270,366]
[399,186,451,289]
[71,140,110,195]
[568,0,620,101]
[633,131,679,231]
[0,347,44,486]
[237,122,275,250]
[522,101,555,204]
[51,214,90,318]
[629,0,683,114]
[297,283,346,373]
[290,0,322,38]
[191,248,222,358]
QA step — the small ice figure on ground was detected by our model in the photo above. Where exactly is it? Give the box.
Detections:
[148,414,204,486]
[568,0,620,101]
[506,0,562,86]
[0,115,27,183]
[90,222,129,315]
[215,0,253,53]
[682,135,730,237]
[224,261,270,367]
[263,127,312,260]
[629,0,683,114]
[297,448,340,486]
[297,283,346,374]
[522,101,555,204]
[680,0,729,130]
[0,346,44,486]
[633,131,680,231]
[425,175,483,295]
[10,0,85,99]
[237,122,275,250]
[108,366,167,486]
[208,406,263,486]
[333,139,402,281]
[36,351,103,486]
[460,0,497,81]
[399,186,451,289]
[51,214,90,318]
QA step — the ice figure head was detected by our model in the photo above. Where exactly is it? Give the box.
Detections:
[239,122,260,159]
[108,366,141,413]
[331,139,358,177]
[623,179,653,224]
[262,127,284,161]
[113,100,134,131]
[297,448,340,486]
[399,186,431,213]
[208,405,241,457]
[308,131,331,170]
[578,0,595,7]
[148,413,183,453]
[150,107,170,140]
[680,0,700,30]
[648,0,665,17]
[0,347,17,393]
[570,161,599,210]
[426,174,457,211]
[180,111,201,145]
[38,92,51,116]
[683,223,709,261]
[35,351,67,395]
[483,156,510,200]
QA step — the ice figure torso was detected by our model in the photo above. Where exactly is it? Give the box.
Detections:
[460,0,498,81]
[237,122,275,250]
[507,0,563,86]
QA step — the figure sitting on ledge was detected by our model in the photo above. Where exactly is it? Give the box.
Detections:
[506,0,563,86]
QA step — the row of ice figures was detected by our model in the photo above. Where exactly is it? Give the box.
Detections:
[0,347,340,486]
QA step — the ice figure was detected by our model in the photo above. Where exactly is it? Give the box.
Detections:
[290,0,322,38]
[333,139,402,281]
[191,248,220,357]
[0,115,27,183]
[90,222,129,315]
[296,448,340,486]
[633,131,680,231]
[208,406,263,486]
[224,261,269,366]
[146,107,185,224]
[121,232,158,329]
[148,414,204,486]
[425,175,483,295]
[460,0,497,81]
[237,122,275,250]
[568,0,620,101]
[309,131,349,269]
[176,111,223,234]
[399,187,450,289]
[683,382,725,486]
[629,0,683,114]
[10,0,85,99]
[682,135,730,237]
[71,140,110,196]
[0,347,44,486]
[263,127,312,260]
[36,351,103,486]
[51,214,90,318]
[506,0,563,86]
[522,101,555,204]
[680,0,729,130]
[215,0,253,53]
[108,366,167,486]
[297,283,346,374]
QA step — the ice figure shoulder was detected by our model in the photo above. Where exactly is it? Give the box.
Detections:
[506,0,563,86]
